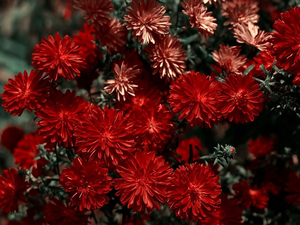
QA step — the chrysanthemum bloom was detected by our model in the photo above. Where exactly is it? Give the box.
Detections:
[285,171,300,206]
[232,181,269,210]
[104,61,140,101]
[272,6,300,86]
[94,18,128,54]
[176,137,203,162]
[32,33,86,82]
[1,70,51,116]
[212,44,247,75]
[44,198,89,225]
[0,126,24,152]
[35,90,87,148]
[167,163,221,221]
[74,106,135,165]
[181,0,217,38]
[114,150,173,212]
[0,168,28,214]
[60,157,112,211]
[222,0,259,27]
[14,133,48,178]
[248,136,275,158]
[145,34,187,80]
[168,71,219,128]
[248,50,276,78]
[218,74,264,124]
[73,0,114,26]
[130,103,174,151]
[202,194,243,225]
[123,0,171,44]
[233,22,271,51]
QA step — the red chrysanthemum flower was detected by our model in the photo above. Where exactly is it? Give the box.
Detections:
[285,171,300,206]
[104,61,140,101]
[232,181,269,210]
[123,0,171,44]
[145,34,187,80]
[44,198,89,225]
[182,0,217,38]
[0,125,24,152]
[212,44,247,75]
[74,107,135,165]
[114,150,173,212]
[248,136,275,158]
[94,18,128,54]
[32,33,86,82]
[218,74,264,124]
[248,50,276,78]
[35,90,87,148]
[168,71,219,128]
[272,6,300,85]
[167,163,221,221]
[14,133,48,178]
[73,0,114,26]
[176,136,203,162]
[233,22,271,51]
[0,168,28,214]
[202,194,243,225]
[60,157,112,211]
[1,70,51,116]
[129,103,174,151]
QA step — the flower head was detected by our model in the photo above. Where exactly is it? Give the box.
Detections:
[249,50,276,78]
[167,163,221,221]
[285,171,300,206]
[1,70,51,116]
[218,74,264,124]
[145,34,186,80]
[124,0,171,44]
[248,136,275,158]
[0,126,24,152]
[32,33,86,81]
[114,150,172,212]
[168,71,219,128]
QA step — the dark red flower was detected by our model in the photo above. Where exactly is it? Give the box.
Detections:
[44,198,89,225]
[1,70,51,116]
[218,74,264,124]
[167,163,221,221]
[0,126,24,152]
[35,90,87,148]
[145,34,187,80]
[168,71,219,128]
[248,136,275,158]
[60,157,112,211]
[124,0,171,44]
[285,171,300,206]
[0,168,28,214]
[74,107,135,165]
[32,33,86,82]
[232,181,269,210]
[73,0,114,26]
[176,136,203,162]
[55,0,74,20]
[114,150,172,212]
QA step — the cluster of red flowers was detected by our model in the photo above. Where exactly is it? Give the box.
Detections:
[1,0,300,224]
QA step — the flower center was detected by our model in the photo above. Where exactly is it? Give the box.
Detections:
[188,183,201,200]
[234,91,247,106]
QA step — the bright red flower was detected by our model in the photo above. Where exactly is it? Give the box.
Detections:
[176,136,203,162]
[32,33,86,82]
[145,34,187,80]
[167,163,221,221]
[1,70,51,116]
[248,136,275,158]
[114,150,173,212]
[60,157,112,211]
[182,0,217,38]
[272,6,300,85]
[232,181,269,210]
[124,0,171,44]
[0,168,28,214]
[94,18,128,54]
[212,44,247,75]
[74,107,135,165]
[73,0,114,26]
[218,74,264,124]
[249,50,276,78]
[35,90,87,148]
[44,198,89,225]
[0,125,24,152]
[14,133,48,178]
[168,71,219,128]
[285,171,300,206]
